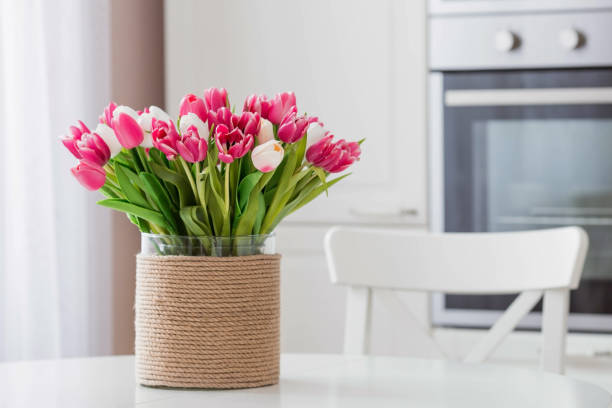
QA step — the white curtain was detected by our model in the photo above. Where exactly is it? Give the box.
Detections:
[0,0,113,360]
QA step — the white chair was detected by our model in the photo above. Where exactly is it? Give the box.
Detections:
[324,226,589,374]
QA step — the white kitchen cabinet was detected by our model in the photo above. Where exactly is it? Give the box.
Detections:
[165,0,428,225]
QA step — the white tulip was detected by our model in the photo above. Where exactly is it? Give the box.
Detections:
[94,123,122,157]
[257,118,274,145]
[179,112,208,138]
[252,140,284,173]
[138,105,171,132]
[112,105,140,121]
[306,122,326,149]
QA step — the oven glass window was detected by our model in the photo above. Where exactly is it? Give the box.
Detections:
[443,69,612,325]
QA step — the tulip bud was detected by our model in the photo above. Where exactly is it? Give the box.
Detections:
[111,105,144,149]
[257,119,274,145]
[71,160,106,191]
[251,140,284,173]
[179,94,207,123]
[268,92,297,125]
[204,87,229,112]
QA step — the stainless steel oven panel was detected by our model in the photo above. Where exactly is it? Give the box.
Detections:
[430,12,612,71]
[429,0,612,16]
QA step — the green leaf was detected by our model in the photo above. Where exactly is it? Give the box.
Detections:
[149,162,194,208]
[234,172,274,236]
[127,214,150,233]
[294,133,307,170]
[148,148,168,166]
[260,145,297,233]
[121,165,146,190]
[179,206,212,236]
[207,141,222,194]
[97,198,169,229]
[276,169,311,199]
[312,166,328,196]
[253,192,266,235]
[115,164,149,208]
[292,173,351,214]
[139,172,179,234]
[236,172,263,214]
[206,181,225,235]
[100,185,121,199]
[260,173,351,234]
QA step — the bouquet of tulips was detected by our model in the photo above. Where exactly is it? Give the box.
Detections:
[60,88,361,253]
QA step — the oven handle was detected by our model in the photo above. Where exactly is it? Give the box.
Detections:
[445,87,612,106]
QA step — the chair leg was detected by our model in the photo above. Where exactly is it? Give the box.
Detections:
[541,289,570,374]
[343,287,372,355]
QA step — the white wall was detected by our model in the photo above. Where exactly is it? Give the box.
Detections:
[164,0,429,354]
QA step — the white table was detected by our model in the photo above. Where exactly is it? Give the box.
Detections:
[0,354,610,407]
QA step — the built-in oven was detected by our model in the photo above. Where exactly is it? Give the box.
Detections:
[429,8,612,332]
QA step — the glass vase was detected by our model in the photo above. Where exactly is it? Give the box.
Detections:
[140,233,276,257]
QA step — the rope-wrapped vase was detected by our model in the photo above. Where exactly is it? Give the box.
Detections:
[135,253,281,389]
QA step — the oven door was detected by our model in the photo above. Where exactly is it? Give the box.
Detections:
[430,69,612,332]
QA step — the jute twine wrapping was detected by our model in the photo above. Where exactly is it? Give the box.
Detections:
[135,254,281,389]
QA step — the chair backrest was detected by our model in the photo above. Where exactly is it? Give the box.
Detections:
[324,226,589,374]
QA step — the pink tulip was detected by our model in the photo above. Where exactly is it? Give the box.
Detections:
[236,111,261,137]
[71,160,106,191]
[277,111,317,143]
[179,94,207,123]
[176,126,208,163]
[76,132,111,166]
[204,87,228,113]
[306,134,361,173]
[111,106,144,149]
[176,113,208,163]
[60,120,90,159]
[208,108,260,138]
[267,92,297,125]
[243,94,272,118]
[215,125,254,164]
[151,118,180,160]
[251,140,284,173]
[99,102,117,126]
[208,106,234,130]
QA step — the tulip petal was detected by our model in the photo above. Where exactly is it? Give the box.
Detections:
[71,161,106,191]
[114,113,144,148]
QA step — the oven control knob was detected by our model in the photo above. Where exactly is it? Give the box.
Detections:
[559,28,583,50]
[495,30,520,52]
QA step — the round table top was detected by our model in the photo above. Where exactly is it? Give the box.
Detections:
[0,353,610,407]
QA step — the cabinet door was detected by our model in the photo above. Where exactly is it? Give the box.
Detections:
[165,0,427,225]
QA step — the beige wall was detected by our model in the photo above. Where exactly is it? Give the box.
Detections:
[110,0,165,355]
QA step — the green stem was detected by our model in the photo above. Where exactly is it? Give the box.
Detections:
[195,161,206,207]
[136,147,152,173]
[224,162,230,215]
[179,158,199,205]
